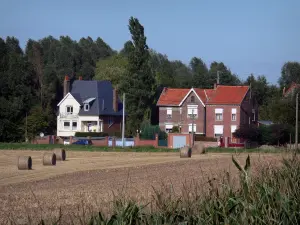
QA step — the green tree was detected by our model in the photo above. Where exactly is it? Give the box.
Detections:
[0,37,34,142]
[190,57,209,88]
[279,62,300,88]
[120,17,155,134]
[25,105,49,140]
[94,54,128,87]
[208,61,241,87]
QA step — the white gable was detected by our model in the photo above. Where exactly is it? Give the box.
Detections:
[57,93,81,115]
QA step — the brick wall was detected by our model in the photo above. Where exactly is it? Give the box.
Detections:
[101,115,122,133]
[206,105,241,138]
[31,135,56,144]
[134,134,158,147]
[159,91,205,134]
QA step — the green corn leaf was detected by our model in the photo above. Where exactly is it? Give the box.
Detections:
[244,155,251,172]
[232,155,243,172]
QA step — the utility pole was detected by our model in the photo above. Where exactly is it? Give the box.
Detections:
[296,93,298,150]
[122,93,126,148]
[217,71,220,84]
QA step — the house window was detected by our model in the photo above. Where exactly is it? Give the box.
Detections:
[191,96,195,103]
[108,116,114,126]
[215,108,223,121]
[252,109,256,121]
[231,108,237,121]
[165,124,173,133]
[187,105,198,118]
[84,104,89,111]
[214,125,223,137]
[66,106,73,114]
[188,124,197,133]
[72,121,77,130]
[64,121,70,130]
[166,108,172,119]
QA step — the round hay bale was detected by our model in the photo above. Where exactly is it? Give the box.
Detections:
[18,156,32,170]
[192,142,206,154]
[43,153,56,166]
[180,146,192,158]
[53,148,66,161]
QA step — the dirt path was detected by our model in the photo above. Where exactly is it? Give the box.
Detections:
[0,151,284,224]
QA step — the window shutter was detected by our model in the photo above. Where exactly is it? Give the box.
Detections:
[215,108,223,114]
[214,125,223,134]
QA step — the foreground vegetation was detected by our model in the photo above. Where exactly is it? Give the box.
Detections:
[30,154,299,224]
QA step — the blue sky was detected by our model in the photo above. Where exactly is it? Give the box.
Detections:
[1,0,299,85]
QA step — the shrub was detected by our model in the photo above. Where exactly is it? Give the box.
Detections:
[234,124,293,145]
[140,123,167,140]
[194,135,217,142]
[171,126,180,133]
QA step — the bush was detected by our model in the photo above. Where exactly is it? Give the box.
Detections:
[194,135,217,142]
[75,132,108,137]
[171,126,180,133]
[140,123,167,140]
[234,124,293,145]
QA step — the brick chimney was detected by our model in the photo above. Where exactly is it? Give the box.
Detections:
[63,75,70,97]
[214,83,217,90]
[79,76,82,80]
[113,88,118,112]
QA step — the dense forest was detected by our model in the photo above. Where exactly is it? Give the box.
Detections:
[1,16,300,142]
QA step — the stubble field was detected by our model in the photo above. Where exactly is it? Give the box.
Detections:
[0,150,285,224]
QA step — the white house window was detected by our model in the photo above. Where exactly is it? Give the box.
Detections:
[66,106,73,114]
[189,124,197,133]
[72,121,77,130]
[166,108,172,119]
[165,124,173,133]
[231,108,237,121]
[84,104,89,111]
[64,121,70,130]
[187,105,198,118]
[108,116,114,126]
[214,125,223,137]
[215,108,223,121]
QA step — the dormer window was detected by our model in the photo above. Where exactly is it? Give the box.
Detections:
[84,104,90,111]
[191,96,195,103]
[66,106,73,114]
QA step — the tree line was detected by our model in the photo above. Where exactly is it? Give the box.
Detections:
[1,16,300,142]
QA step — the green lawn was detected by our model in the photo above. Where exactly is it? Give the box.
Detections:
[0,142,176,152]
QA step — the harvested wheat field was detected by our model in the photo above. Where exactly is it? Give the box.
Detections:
[0,150,287,224]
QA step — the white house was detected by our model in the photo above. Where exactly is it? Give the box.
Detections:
[56,76,125,137]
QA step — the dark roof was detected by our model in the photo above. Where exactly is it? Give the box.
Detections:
[70,80,125,116]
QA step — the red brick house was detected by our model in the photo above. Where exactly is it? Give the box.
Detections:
[157,84,258,141]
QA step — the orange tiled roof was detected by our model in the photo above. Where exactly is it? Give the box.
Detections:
[156,85,249,106]
[206,85,249,104]
[157,88,190,106]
